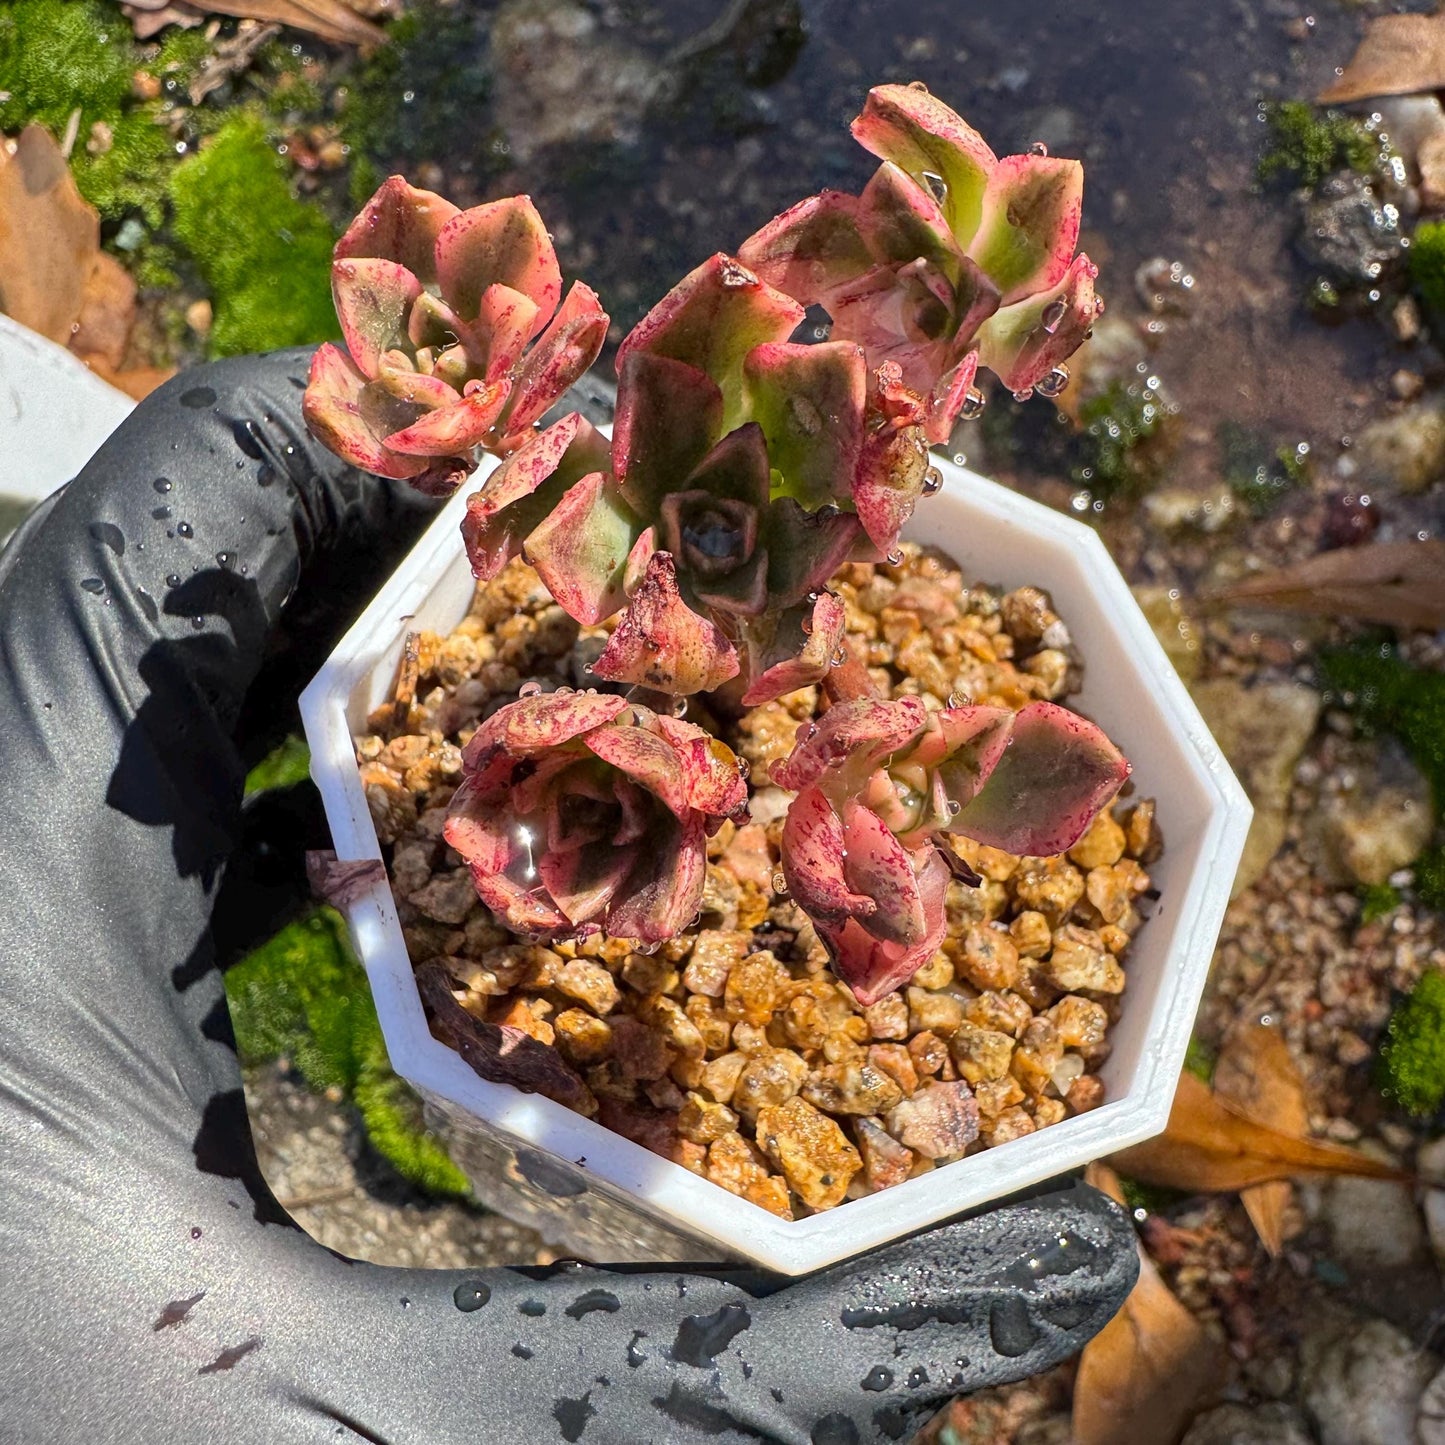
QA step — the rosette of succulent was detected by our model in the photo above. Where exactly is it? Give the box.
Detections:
[306,84,1120,1012]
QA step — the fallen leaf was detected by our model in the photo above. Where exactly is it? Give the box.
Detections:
[1107,1070,1406,1193]
[0,126,99,346]
[70,252,137,372]
[122,0,388,46]
[1319,14,1445,105]
[416,962,592,1112]
[305,850,389,907]
[1206,540,1445,633]
[1213,1025,1308,1255]
[1073,1163,1226,1445]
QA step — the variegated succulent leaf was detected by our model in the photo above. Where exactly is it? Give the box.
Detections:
[774,695,1128,999]
[444,691,747,944]
[303,178,606,492]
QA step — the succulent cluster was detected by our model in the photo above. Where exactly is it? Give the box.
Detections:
[307,85,1121,997]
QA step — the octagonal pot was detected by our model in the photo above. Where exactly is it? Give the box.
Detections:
[300,451,1251,1276]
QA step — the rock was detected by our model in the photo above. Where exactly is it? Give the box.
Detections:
[1298,1310,1437,1445]
[1180,1402,1314,1445]
[1142,483,1239,534]
[1310,1173,1430,1273]
[1352,397,1445,494]
[490,0,659,162]
[1296,173,1406,288]
[1305,737,1435,885]
[1375,95,1445,178]
[1132,585,1203,683]
[1189,680,1321,894]
[1419,1361,1445,1444]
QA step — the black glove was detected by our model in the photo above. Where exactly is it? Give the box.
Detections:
[0,349,1136,1445]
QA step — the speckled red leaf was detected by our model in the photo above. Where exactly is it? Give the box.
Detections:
[948,700,1129,856]
[771,695,928,793]
[302,342,430,481]
[591,552,740,696]
[655,715,749,822]
[605,812,709,944]
[780,786,875,927]
[840,800,927,947]
[462,691,628,769]
[740,590,848,707]
[763,500,866,611]
[331,257,421,375]
[470,282,541,384]
[613,351,723,514]
[334,174,458,282]
[855,160,965,272]
[584,717,691,821]
[501,279,610,443]
[736,189,873,306]
[977,252,1100,395]
[967,153,1083,306]
[434,195,561,326]
[382,378,509,456]
[524,469,640,625]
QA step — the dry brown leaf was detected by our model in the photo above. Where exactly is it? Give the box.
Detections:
[1319,14,1445,104]
[0,126,100,346]
[1206,540,1445,633]
[1214,1025,1309,1255]
[123,0,387,46]
[70,253,138,372]
[1107,1070,1406,1194]
[1073,1163,1226,1445]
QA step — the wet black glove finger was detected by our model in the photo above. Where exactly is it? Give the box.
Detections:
[0,349,1135,1444]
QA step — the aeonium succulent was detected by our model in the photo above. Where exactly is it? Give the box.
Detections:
[739,83,1101,438]
[773,696,1129,1004]
[303,176,608,495]
[443,689,749,945]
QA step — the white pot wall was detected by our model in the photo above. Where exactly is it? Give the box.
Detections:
[301,452,1251,1276]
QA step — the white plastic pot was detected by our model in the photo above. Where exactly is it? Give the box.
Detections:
[301,452,1251,1276]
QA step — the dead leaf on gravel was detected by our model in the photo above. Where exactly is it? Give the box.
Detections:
[1319,13,1445,105]
[121,0,390,46]
[1107,1070,1406,1194]
[1073,1163,1226,1445]
[0,126,99,346]
[1206,540,1445,632]
[1213,1025,1309,1256]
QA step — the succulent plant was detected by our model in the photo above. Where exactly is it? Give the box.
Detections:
[303,176,608,495]
[443,689,749,945]
[772,697,1129,1004]
[738,83,1101,433]
[461,252,894,701]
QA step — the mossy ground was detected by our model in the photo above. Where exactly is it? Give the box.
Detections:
[1256,100,1378,189]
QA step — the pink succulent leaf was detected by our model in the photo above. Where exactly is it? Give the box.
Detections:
[623,526,657,594]
[976,253,1100,394]
[967,154,1083,307]
[543,767,615,850]
[524,470,641,626]
[613,351,724,514]
[826,845,950,1005]
[742,340,867,509]
[332,258,423,376]
[856,161,966,274]
[923,347,980,446]
[851,84,998,248]
[735,189,873,306]
[471,283,542,384]
[763,498,867,610]
[375,361,461,411]
[655,715,749,823]
[460,412,611,579]
[584,715,690,820]
[434,195,562,330]
[614,253,804,427]
[302,343,431,481]
[591,551,740,696]
[382,379,510,456]
[839,800,927,948]
[780,786,876,926]
[536,842,634,927]
[739,589,846,706]
[604,813,707,944]
[462,691,628,768]
[852,414,930,554]
[771,695,928,793]
[334,174,459,283]
[910,704,1015,776]
[826,262,954,393]
[497,280,610,444]
[406,290,469,353]
[947,700,1130,856]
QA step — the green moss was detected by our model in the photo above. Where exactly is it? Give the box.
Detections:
[1411,220,1445,317]
[1073,379,1164,499]
[1183,1034,1216,1085]
[341,1,496,183]
[1378,968,1445,1115]
[0,0,175,225]
[225,908,470,1197]
[1319,644,1445,802]
[1419,845,1445,914]
[1220,424,1310,516]
[1360,881,1402,924]
[1258,100,1377,188]
[244,735,312,797]
[169,115,340,356]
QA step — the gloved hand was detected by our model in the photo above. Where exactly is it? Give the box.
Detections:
[0,348,1137,1445]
